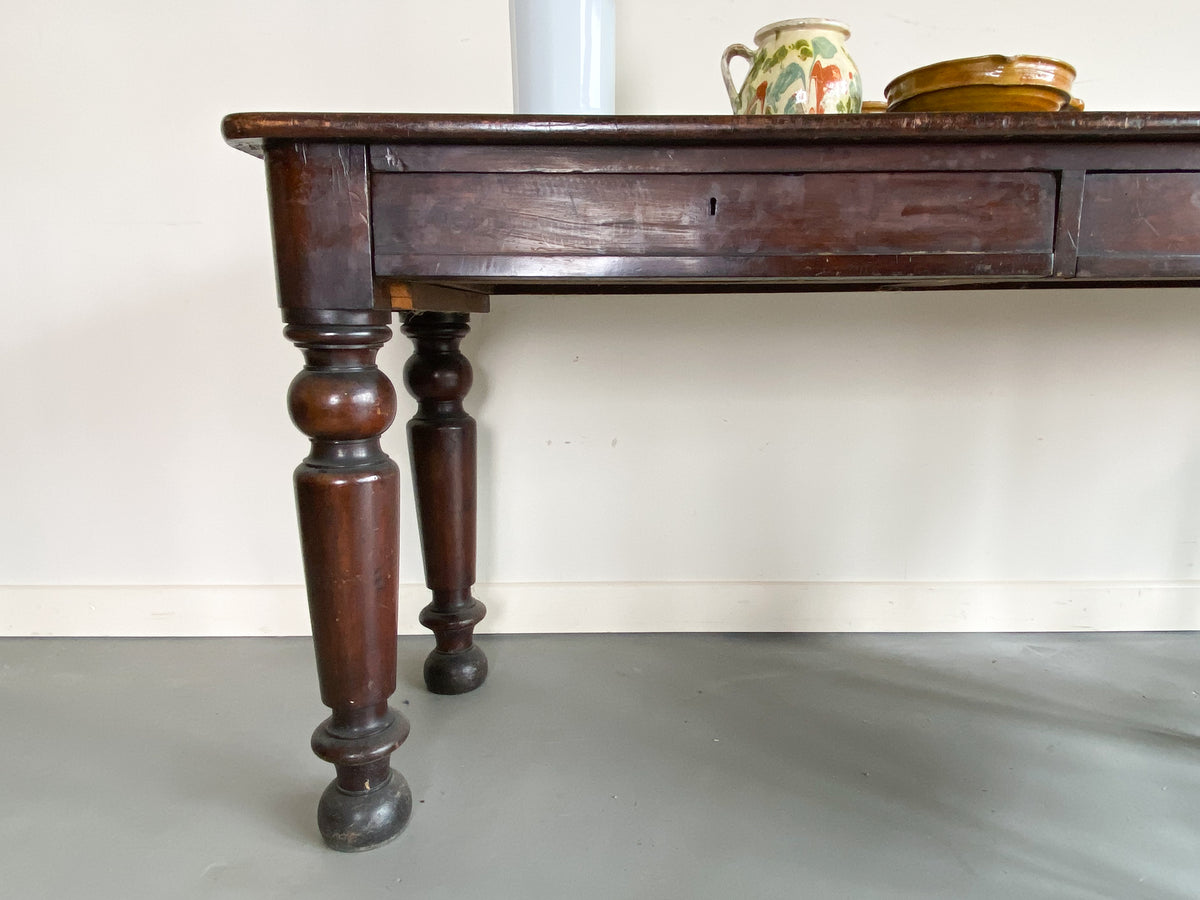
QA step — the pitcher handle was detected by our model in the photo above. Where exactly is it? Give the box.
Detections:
[721,43,755,113]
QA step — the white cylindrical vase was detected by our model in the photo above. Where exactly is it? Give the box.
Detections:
[510,0,616,115]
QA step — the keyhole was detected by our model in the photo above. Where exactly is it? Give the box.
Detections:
[709,197,718,216]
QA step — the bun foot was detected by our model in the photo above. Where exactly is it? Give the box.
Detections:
[317,768,412,852]
[424,644,488,695]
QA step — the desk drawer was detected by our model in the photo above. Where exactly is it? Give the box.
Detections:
[1077,173,1200,277]
[372,171,1055,281]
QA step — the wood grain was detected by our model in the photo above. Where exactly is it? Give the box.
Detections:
[367,141,1200,176]
[384,282,490,313]
[1077,172,1200,276]
[265,143,384,315]
[372,171,1055,282]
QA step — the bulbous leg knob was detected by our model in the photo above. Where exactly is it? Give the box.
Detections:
[317,768,413,852]
[425,644,489,695]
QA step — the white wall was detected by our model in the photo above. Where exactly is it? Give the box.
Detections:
[4,0,1200,635]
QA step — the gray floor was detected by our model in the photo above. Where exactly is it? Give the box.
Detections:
[1,634,1197,899]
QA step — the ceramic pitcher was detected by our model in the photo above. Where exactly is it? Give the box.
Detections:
[722,18,862,114]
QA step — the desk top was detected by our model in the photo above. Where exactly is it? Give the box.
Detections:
[223,111,1200,156]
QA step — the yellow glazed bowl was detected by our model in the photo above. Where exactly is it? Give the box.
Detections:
[884,54,1077,112]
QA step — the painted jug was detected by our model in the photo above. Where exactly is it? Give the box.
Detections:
[722,18,861,114]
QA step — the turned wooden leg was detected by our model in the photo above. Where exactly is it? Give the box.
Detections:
[286,320,412,851]
[401,312,488,695]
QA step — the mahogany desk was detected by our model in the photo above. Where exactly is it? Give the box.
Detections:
[222,112,1200,850]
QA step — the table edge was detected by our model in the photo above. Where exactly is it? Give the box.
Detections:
[221,111,1200,156]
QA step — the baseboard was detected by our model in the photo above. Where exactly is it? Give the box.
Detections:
[2,581,1199,637]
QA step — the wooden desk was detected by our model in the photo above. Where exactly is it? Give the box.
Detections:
[222,112,1200,850]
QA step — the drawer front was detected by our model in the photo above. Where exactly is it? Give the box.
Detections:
[1077,172,1200,277]
[372,171,1055,282]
